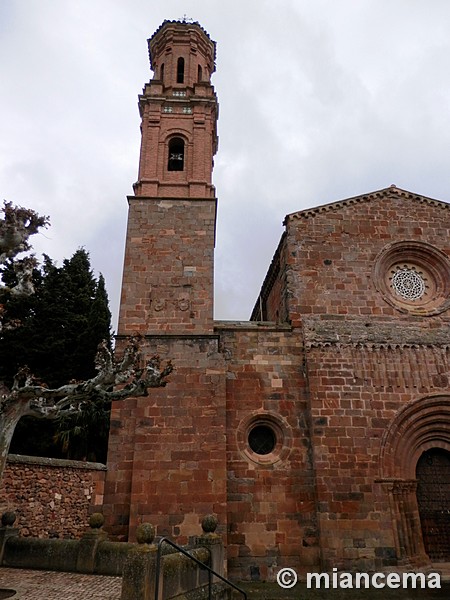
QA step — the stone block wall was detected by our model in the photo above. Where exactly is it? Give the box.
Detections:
[104,336,228,543]
[0,454,106,538]
[251,234,289,324]
[279,188,450,570]
[285,190,450,324]
[118,197,217,335]
[217,322,319,580]
[306,342,450,570]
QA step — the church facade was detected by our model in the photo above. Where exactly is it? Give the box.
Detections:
[103,20,450,580]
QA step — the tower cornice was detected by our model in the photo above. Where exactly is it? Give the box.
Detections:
[148,20,217,72]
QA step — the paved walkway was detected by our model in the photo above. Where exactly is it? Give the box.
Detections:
[0,568,122,599]
[1,564,449,599]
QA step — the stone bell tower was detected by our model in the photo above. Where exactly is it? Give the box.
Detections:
[105,21,226,542]
[118,19,218,336]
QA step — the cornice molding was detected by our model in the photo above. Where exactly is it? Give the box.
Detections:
[285,186,450,223]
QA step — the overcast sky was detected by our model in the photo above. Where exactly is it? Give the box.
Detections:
[2,0,450,328]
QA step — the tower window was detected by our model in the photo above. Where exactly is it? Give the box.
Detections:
[168,137,185,171]
[198,65,203,82]
[160,63,165,82]
[177,57,185,84]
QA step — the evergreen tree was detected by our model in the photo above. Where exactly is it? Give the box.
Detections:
[0,248,112,461]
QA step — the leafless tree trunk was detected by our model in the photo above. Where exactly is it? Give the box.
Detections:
[0,338,172,480]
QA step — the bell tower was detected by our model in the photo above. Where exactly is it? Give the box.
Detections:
[105,21,226,542]
[118,19,218,335]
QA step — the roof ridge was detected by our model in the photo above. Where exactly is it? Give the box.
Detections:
[285,185,450,222]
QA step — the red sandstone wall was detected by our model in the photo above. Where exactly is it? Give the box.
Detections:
[305,344,450,570]
[118,198,216,335]
[283,190,450,570]
[286,192,450,324]
[0,455,105,538]
[217,323,319,580]
[104,336,227,542]
[263,238,290,324]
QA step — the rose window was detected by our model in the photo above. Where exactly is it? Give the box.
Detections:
[373,241,450,315]
[390,265,427,301]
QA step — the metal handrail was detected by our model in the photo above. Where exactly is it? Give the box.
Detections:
[154,536,247,600]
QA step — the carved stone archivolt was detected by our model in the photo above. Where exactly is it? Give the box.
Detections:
[379,395,450,480]
[377,396,450,566]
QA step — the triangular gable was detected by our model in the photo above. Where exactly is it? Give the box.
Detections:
[285,185,450,223]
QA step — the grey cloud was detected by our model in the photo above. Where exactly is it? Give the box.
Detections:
[2,0,450,324]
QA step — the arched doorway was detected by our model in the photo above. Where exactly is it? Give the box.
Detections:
[379,395,450,566]
[416,448,450,562]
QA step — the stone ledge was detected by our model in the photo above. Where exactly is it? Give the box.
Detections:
[303,317,450,347]
[115,333,220,340]
[214,320,292,332]
[6,454,106,471]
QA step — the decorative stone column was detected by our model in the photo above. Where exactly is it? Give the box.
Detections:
[387,480,430,567]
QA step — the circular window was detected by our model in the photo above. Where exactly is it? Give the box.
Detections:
[248,424,276,455]
[237,413,291,466]
[390,264,427,301]
[373,241,450,315]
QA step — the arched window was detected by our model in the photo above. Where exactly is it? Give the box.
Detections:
[160,63,165,82]
[168,137,185,171]
[198,65,203,82]
[177,57,185,84]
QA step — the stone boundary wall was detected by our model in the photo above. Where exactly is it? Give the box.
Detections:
[0,454,106,538]
[0,515,230,600]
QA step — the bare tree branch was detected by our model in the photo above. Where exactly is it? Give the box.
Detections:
[0,337,173,479]
[0,202,173,481]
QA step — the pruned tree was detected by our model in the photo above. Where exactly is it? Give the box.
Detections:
[0,337,172,480]
[0,202,173,480]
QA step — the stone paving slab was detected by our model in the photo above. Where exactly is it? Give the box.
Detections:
[0,568,122,599]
